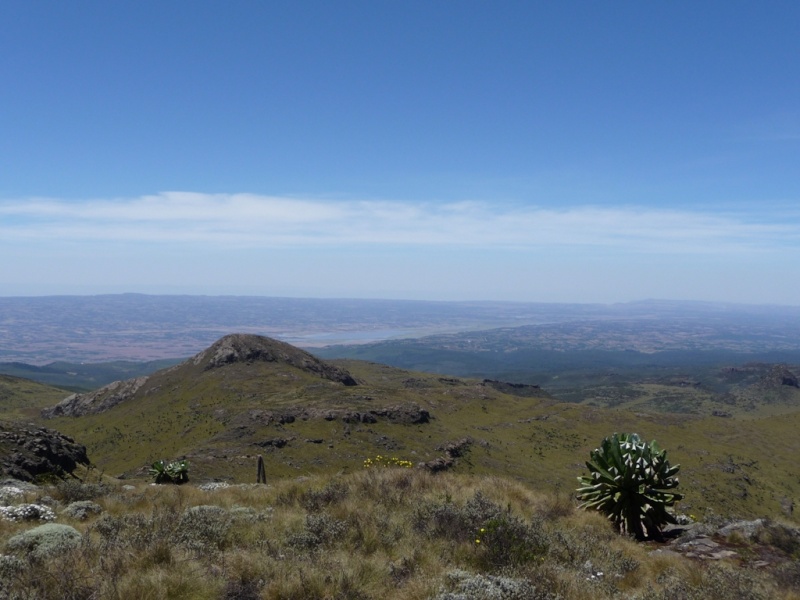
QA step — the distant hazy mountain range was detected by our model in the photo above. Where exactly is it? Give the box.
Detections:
[2,294,799,365]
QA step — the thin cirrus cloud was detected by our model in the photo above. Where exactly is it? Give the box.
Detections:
[0,192,796,253]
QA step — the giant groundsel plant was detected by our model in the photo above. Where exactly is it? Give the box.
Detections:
[576,433,682,540]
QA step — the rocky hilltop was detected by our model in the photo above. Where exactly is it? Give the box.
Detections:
[42,334,358,418]
[0,420,90,481]
[192,333,357,385]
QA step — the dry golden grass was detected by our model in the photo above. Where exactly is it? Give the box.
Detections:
[1,468,798,599]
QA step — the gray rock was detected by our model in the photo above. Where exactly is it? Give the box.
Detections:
[718,519,765,539]
[0,421,90,481]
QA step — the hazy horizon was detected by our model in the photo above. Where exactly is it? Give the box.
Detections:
[1,291,799,310]
[2,3,798,305]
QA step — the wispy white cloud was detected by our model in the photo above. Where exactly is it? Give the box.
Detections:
[0,192,797,253]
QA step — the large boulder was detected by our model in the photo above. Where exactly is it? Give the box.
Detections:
[0,421,90,481]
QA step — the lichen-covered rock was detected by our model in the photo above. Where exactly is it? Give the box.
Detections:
[5,523,81,559]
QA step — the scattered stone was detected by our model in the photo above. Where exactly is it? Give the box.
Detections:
[254,438,289,449]
[420,457,454,472]
[438,438,472,458]
[370,404,430,424]
[342,411,378,424]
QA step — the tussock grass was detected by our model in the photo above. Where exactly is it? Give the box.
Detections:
[2,469,800,599]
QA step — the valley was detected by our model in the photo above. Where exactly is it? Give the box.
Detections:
[3,298,800,599]
[0,295,800,515]
[1,330,798,521]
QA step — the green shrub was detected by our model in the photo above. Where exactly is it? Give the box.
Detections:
[576,433,682,540]
[149,459,189,484]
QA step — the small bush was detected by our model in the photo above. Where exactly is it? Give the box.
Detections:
[473,512,547,569]
[300,480,348,512]
[230,505,273,523]
[174,505,232,553]
[62,501,103,521]
[0,503,56,522]
[55,479,110,503]
[433,569,555,600]
[414,491,515,541]
[0,553,25,593]
[287,513,348,551]
[414,491,502,541]
[5,523,82,560]
[0,485,25,505]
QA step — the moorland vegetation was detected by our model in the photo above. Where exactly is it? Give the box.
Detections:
[2,333,800,598]
[2,465,800,600]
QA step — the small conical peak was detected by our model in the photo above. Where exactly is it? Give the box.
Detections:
[192,333,358,386]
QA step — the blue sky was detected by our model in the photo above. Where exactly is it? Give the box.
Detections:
[1,1,799,303]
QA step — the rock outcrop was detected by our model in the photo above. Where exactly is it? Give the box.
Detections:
[758,365,799,389]
[193,334,358,386]
[0,421,90,481]
[420,438,472,472]
[42,376,148,418]
[482,379,545,398]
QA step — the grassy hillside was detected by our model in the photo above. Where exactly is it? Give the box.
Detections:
[0,374,72,421]
[5,331,800,598]
[0,359,182,392]
[25,334,798,522]
[318,340,800,418]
